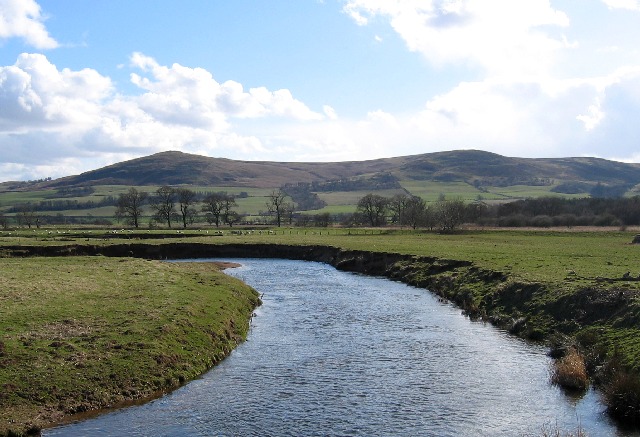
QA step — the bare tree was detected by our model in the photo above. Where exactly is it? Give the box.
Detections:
[402,196,427,229]
[150,186,176,228]
[436,198,466,232]
[115,188,148,228]
[224,210,240,227]
[356,194,388,227]
[202,192,236,227]
[0,212,8,229]
[314,212,332,227]
[389,194,411,225]
[177,188,197,228]
[17,204,40,229]
[266,190,291,227]
[221,194,238,226]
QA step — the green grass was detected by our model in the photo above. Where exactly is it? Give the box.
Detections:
[316,189,406,206]
[484,184,587,199]
[0,190,58,210]
[399,180,488,201]
[0,257,260,435]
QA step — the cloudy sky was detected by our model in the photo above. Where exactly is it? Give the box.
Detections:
[2,0,640,181]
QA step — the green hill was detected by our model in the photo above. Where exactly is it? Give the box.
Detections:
[1,149,640,219]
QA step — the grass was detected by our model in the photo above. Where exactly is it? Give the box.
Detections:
[399,180,489,201]
[551,348,589,391]
[0,256,260,435]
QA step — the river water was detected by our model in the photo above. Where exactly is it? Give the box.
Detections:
[46,258,635,436]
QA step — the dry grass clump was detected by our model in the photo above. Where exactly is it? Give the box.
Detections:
[550,347,589,391]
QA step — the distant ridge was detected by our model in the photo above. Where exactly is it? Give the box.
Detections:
[40,149,640,190]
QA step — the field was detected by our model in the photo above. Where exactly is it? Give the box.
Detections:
[0,179,592,221]
[0,256,260,435]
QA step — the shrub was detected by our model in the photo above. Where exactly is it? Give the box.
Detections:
[603,371,640,426]
[550,347,589,391]
[531,215,553,228]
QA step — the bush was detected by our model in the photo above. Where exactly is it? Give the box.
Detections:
[531,215,553,228]
[603,371,640,425]
[550,347,589,391]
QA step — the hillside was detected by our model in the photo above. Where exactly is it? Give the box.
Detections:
[2,149,640,221]
[42,151,410,189]
[36,150,640,190]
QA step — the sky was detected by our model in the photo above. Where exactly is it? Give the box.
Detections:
[2,0,640,182]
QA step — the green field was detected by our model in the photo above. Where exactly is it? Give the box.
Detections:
[0,256,260,435]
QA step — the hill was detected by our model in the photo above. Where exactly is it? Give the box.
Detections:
[41,151,409,189]
[34,149,640,190]
[2,149,640,221]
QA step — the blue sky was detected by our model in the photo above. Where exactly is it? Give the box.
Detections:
[2,0,640,181]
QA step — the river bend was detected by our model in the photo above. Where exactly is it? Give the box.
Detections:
[46,259,631,436]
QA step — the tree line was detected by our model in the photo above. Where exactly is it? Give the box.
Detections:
[346,193,640,229]
[5,187,640,230]
[114,187,291,228]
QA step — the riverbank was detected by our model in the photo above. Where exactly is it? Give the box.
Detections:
[0,257,260,436]
[2,229,640,430]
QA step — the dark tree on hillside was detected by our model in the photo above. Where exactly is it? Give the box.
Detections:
[0,212,8,229]
[177,188,197,228]
[115,188,148,228]
[357,194,388,227]
[150,186,177,228]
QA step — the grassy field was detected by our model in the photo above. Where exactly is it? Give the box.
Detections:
[1,227,638,286]
[0,256,260,435]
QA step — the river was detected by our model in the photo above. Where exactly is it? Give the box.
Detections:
[45,258,635,436]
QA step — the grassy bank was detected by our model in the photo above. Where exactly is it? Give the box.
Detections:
[0,257,260,436]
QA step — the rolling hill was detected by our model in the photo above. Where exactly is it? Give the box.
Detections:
[32,149,640,190]
[2,149,640,220]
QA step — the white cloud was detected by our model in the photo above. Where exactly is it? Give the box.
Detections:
[0,0,58,49]
[343,0,570,79]
[0,53,112,131]
[601,0,640,10]
[0,52,325,180]
[129,52,322,124]
[323,105,338,120]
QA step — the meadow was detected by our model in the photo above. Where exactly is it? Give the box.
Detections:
[0,256,260,435]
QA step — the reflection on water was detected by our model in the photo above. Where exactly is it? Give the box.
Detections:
[46,259,634,436]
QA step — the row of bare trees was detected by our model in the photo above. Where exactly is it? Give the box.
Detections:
[114,187,292,228]
[355,193,474,231]
[115,187,240,228]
